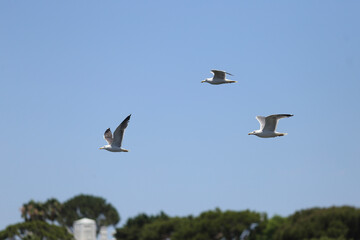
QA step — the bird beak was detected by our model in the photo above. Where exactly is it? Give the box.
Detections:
[248,133,252,135]
[201,80,205,83]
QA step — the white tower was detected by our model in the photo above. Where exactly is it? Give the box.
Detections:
[73,218,96,240]
[99,226,108,240]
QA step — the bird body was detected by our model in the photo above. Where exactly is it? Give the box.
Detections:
[202,70,236,85]
[99,145,129,152]
[250,130,287,138]
[100,114,131,152]
[248,114,293,138]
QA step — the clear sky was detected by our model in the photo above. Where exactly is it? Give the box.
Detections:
[1,0,360,231]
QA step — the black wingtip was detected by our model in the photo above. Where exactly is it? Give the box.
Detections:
[105,128,111,134]
[121,114,131,123]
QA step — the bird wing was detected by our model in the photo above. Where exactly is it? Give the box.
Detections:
[103,128,113,145]
[112,114,131,147]
[263,114,293,132]
[256,116,266,130]
[211,70,233,79]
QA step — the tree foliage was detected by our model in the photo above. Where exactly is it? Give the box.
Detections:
[5,195,360,240]
[18,194,120,236]
[260,215,286,240]
[0,221,73,240]
[114,206,360,240]
[21,198,62,223]
[114,212,170,240]
[115,209,264,240]
[60,194,120,233]
[171,208,264,240]
[273,206,360,240]
[140,217,181,240]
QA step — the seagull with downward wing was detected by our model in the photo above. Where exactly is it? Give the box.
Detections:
[248,114,293,138]
[201,70,237,85]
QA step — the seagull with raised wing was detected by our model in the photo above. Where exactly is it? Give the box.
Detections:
[100,114,131,152]
[248,114,293,138]
[201,70,237,84]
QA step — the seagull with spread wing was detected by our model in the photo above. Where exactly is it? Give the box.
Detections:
[99,114,131,152]
[201,70,237,84]
[248,114,293,138]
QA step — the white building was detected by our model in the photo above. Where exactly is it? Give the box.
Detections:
[73,218,96,240]
[99,226,108,240]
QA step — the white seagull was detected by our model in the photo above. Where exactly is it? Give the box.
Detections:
[248,114,293,138]
[201,70,237,85]
[99,114,131,152]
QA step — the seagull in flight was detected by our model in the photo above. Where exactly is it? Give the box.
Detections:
[248,114,293,138]
[100,114,131,152]
[201,70,237,85]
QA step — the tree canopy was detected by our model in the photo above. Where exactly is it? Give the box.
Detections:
[274,206,360,240]
[114,211,170,240]
[114,209,264,240]
[60,194,120,233]
[0,221,73,240]
[114,206,360,240]
[17,194,120,237]
[3,194,360,240]
[20,198,62,223]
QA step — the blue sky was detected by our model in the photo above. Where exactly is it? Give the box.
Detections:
[1,0,360,230]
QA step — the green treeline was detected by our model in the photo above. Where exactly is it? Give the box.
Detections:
[115,206,360,240]
[274,206,360,240]
[115,209,264,240]
[0,194,359,240]
[0,194,119,240]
